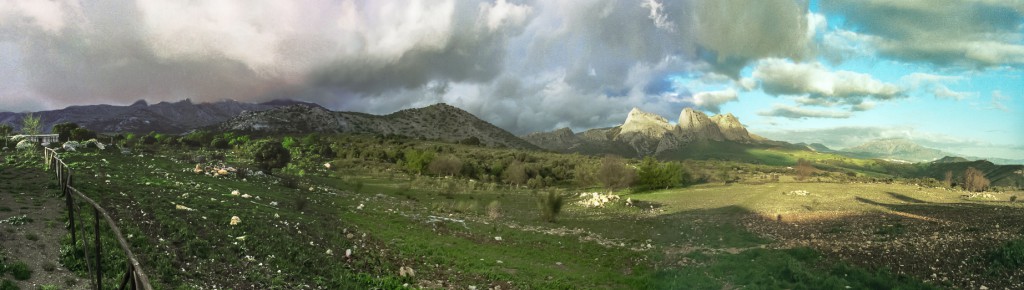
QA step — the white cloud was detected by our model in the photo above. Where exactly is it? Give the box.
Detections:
[752,58,904,102]
[990,90,1011,112]
[642,0,674,31]
[822,0,1024,68]
[900,73,976,101]
[691,88,738,113]
[758,104,852,119]
[0,0,78,34]
[481,0,532,32]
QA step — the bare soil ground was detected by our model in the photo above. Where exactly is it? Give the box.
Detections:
[745,198,1024,289]
[0,157,87,289]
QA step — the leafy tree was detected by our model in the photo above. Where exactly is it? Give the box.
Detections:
[459,136,481,146]
[282,136,299,150]
[229,135,251,147]
[0,123,11,137]
[250,140,291,174]
[637,157,686,190]
[403,149,435,175]
[503,161,529,186]
[181,130,212,147]
[597,155,635,192]
[140,133,158,145]
[20,113,41,135]
[210,137,231,149]
[52,122,80,142]
[0,123,11,148]
[963,167,990,192]
[70,127,96,141]
[428,155,463,177]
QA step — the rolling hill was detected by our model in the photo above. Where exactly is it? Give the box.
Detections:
[216,103,538,149]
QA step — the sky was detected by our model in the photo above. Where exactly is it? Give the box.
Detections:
[0,0,1022,159]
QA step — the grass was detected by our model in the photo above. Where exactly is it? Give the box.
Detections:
[8,261,31,280]
[648,247,936,289]
[12,145,1018,289]
[985,238,1024,272]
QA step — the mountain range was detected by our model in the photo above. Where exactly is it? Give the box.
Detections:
[4,99,1020,166]
[216,103,538,149]
[522,107,775,158]
[0,99,315,134]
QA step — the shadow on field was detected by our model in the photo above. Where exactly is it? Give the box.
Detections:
[885,191,928,203]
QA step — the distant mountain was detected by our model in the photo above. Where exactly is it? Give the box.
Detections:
[920,159,1024,188]
[841,138,949,162]
[795,142,836,153]
[523,107,772,158]
[932,156,971,164]
[0,99,315,134]
[216,103,538,149]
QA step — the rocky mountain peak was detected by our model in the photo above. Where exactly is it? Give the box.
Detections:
[620,107,673,136]
[710,113,752,142]
[130,99,148,107]
[678,108,724,141]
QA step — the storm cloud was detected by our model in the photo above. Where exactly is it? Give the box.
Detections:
[0,0,823,134]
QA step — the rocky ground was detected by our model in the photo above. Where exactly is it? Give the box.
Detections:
[745,199,1024,289]
[0,154,87,289]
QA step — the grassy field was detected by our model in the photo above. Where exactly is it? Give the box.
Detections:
[3,146,1022,289]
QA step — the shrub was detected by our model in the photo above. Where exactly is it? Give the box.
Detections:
[250,140,291,174]
[537,191,564,223]
[210,138,230,149]
[428,155,463,177]
[0,279,16,290]
[597,156,635,192]
[637,157,687,190]
[986,239,1024,271]
[41,261,56,272]
[795,159,814,181]
[69,127,96,141]
[487,200,502,220]
[9,261,31,280]
[295,194,309,212]
[963,167,990,192]
[1011,195,1018,202]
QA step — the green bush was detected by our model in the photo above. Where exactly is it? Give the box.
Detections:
[0,279,16,290]
[9,261,31,280]
[537,191,564,223]
[249,140,291,174]
[210,138,230,149]
[636,157,688,190]
[986,239,1024,271]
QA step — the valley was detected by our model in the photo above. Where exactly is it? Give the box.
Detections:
[2,126,1022,289]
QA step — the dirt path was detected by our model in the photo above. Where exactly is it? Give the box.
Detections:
[0,156,87,289]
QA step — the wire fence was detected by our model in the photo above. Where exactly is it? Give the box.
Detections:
[43,147,153,290]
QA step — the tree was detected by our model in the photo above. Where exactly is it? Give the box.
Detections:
[52,122,80,142]
[943,170,953,188]
[250,140,291,174]
[428,155,463,177]
[637,157,685,190]
[962,167,990,192]
[503,161,529,186]
[210,137,231,149]
[403,149,435,175]
[70,127,96,141]
[20,113,41,135]
[597,155,636,192]
[795,159,814,181]
[0,124,11,137]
